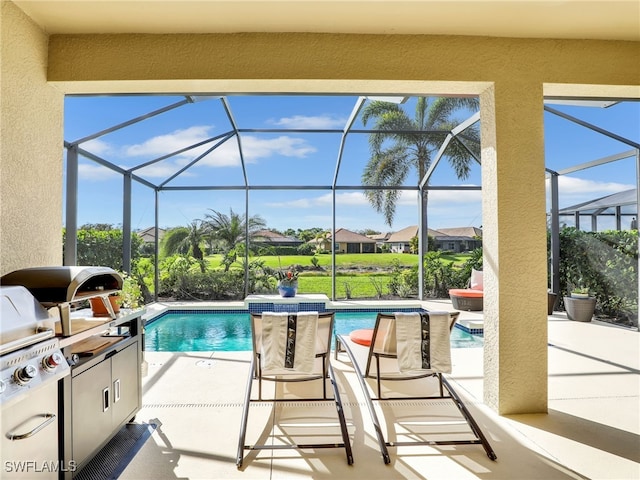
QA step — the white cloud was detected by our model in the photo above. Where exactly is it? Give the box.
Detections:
[266,192,371,209]
[197,135,317,168]
[549,176,635,208]
[81,138,113,156]
[125,125,214,159]
[78,163,119,181]
[428,187,482,205]
[123,127,317,173]
[555,176,632,195]
[243,135,316,159]
[270,114,346,130]
[133,163,194,179]
[196,140,243,167]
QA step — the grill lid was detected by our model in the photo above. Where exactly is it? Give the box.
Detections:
[0,286,55,354]
[1,266,123,303]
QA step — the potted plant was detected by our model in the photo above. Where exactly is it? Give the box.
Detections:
[570,286,590,299]
[275,269,299,298]
[563,284,596,322]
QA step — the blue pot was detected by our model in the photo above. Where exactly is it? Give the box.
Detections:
[278,283,297,298]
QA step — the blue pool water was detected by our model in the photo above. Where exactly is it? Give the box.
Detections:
[144,312,483,352]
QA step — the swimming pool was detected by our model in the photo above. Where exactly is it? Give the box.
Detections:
[144,311,483,351]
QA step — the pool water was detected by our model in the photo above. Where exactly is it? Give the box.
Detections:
[144,312,483,352]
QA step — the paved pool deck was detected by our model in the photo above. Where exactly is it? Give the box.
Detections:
[119,300,639,480]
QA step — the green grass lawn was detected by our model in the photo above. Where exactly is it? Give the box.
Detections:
[203,252,471,270]
[297,273,392,298]
[200,252,471,298]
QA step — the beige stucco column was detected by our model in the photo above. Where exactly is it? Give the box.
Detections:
[480,82,549,414]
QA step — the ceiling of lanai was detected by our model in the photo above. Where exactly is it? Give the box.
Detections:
[13,0,640,41]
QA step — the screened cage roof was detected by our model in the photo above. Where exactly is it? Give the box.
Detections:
[559,188,637,216]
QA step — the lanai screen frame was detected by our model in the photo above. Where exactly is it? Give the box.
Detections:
[544,104,640,307]
[63,94,639,305]
[63,93,483,301]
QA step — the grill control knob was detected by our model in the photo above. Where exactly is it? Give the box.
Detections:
[0,379,5,394]
[14,364,37,385]
[42,352,64,372]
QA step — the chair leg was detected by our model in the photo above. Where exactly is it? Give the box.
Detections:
[441,375,497,461]
[328,363,354,465]
[322,354,328,399]
[375,354,383,399]
[338,336,390,464]
[237,358,256,468]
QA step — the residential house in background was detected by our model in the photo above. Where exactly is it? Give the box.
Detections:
[385,225,482,253]
[366,232,391,251]
[137,226,166,245]
[308,228,376,253]
[386,225,419,253]
[432,227,483,252]
[253,230,303,248]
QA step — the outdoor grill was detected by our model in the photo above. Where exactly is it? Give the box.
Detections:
[1,266,143,478]
[1,266,123,336]
[0,285,71,479]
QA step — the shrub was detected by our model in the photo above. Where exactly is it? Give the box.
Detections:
[296,243,315,255]
[422,251,463,297]
[559,227,637,324]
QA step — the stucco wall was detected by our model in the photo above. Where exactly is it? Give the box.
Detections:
[1,1,63,275]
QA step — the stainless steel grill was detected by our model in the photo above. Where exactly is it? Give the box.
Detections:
[0,285,71,479]
[1,266,141,479]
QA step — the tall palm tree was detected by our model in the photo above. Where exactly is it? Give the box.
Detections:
[202,208,266,271]
[361,97,480,226]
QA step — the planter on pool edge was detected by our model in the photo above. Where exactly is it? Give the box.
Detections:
[277,282,298,298]
[563,296,596,322]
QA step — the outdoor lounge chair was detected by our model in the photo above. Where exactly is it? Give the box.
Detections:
[335,311,497,464]
[449,268,484,311]
[236,311,354,468]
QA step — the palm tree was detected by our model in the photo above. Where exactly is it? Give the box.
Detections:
[361,97,480,226]
[161,222,206,259]
[160,221,208,272]
[202,208,266,271]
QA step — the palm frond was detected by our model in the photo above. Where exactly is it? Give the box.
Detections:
[361,95,480,225]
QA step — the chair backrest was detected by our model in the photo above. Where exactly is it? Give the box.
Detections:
[369,311,458,374]
[251,311,335,374]
[370,311,459,356]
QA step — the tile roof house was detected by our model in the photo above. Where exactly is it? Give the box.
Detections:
[386,226,482,253]
[308,228,376,253]
[366,232,391,250]
[432,227,483,253]
[137,227,166,244]
[253,230,302,247]
[386,225,420,253]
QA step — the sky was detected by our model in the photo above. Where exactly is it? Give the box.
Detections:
[63,94,639,235]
